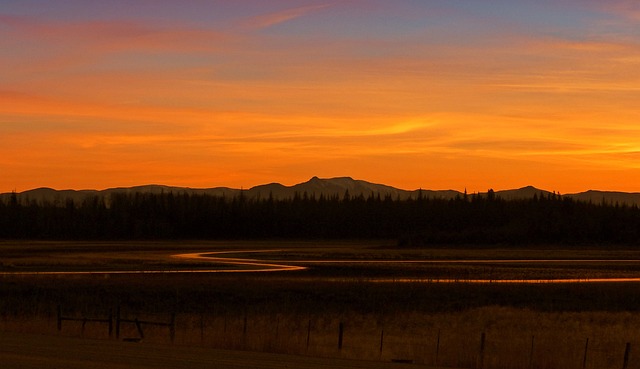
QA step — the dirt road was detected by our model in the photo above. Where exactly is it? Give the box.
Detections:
[0,332,438,369]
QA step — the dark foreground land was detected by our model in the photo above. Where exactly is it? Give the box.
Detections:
[0,332,434,369]
[3,241,640,368]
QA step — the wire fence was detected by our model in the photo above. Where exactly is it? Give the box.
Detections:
[34,305,639,369]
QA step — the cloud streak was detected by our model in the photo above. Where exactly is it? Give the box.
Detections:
[238,3,333,30]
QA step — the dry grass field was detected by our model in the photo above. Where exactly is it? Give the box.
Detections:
[0,331,435,369]
[3,240,640,368]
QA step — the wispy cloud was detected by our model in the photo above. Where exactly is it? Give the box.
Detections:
[0,13,232,56]
[238,3,333,30]
[588,0,640,22]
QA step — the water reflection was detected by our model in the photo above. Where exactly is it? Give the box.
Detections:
[368,277,640,284]
[3,249,640,284]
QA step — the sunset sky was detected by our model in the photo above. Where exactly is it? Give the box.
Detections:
[2,0,640,193]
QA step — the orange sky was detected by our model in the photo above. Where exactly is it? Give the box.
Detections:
[2,1,640,193]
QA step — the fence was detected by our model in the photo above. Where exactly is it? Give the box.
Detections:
[49,305,640,369]
[57,305,175,343]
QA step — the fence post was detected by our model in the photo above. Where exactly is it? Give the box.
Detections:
[379,329,384,358]
[223,314,227,334]
[115,306,121,340]
[338,322,344,350]
[529,335,535,369]
[583,338,589,369]
[623,342,631,369]
[306,319,311,351]
[57,305,62,331]
[243,308,248,348]
[478,332,486,369]
[169,312,176,343]
[134,318,144,339]
[200,313,204,345]
[435,329,441,366]
[108,309,113,338]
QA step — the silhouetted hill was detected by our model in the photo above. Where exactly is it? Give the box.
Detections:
[15,187,99,205]
[495,186,553,200]
[2,178,640,206]
[565,190,640,206]
[243,183,284,198]
[102,185,237,198]
[1,177,460,204]
[248,176,458,200]
[3,185,238,205]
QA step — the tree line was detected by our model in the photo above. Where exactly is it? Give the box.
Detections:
[0,190,639,246]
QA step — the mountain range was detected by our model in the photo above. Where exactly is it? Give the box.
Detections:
[3,176,640,206]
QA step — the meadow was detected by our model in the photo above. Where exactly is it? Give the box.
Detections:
[3,240,640,368]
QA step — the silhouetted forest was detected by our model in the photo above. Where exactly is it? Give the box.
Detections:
[1,190,639,246]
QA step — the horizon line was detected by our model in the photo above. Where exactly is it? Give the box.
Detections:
[2,177,639,197]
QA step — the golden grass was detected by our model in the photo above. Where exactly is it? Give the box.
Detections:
[4,306,639,369]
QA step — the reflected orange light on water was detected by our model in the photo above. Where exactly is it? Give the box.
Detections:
[3,250,640,284]
[172,250,307,272]
[368,278,640,284]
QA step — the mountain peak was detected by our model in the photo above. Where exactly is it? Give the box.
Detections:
[311,176,355,183]
[494,186,551,200]
[520,185,539,190]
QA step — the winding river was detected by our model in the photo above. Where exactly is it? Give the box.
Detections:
[4,249,640,284]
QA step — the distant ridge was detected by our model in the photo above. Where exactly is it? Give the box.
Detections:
[565,190,640,206]
[2,178,640,206]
